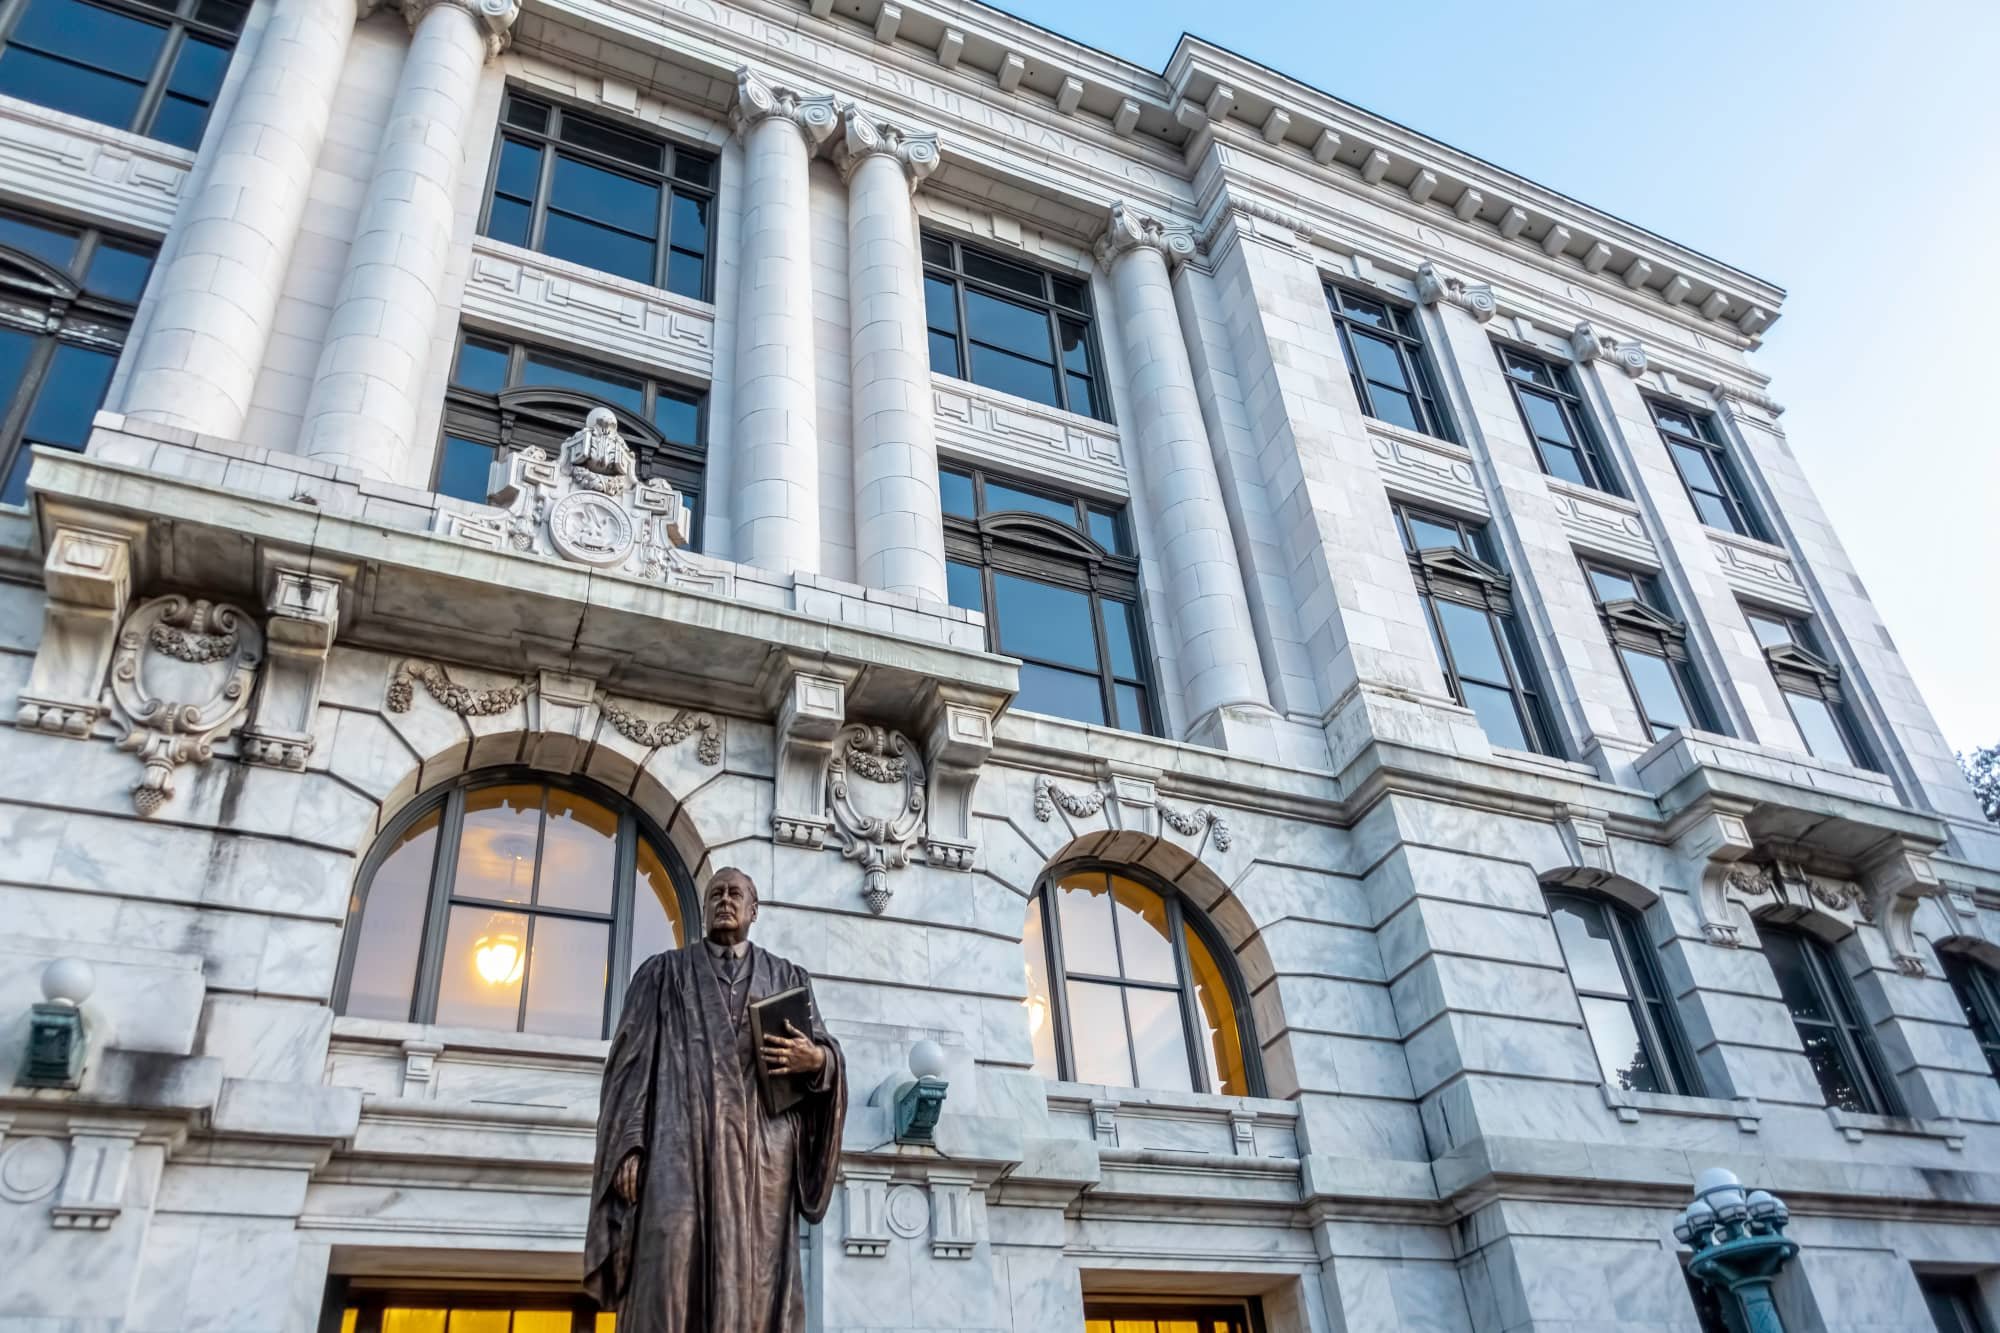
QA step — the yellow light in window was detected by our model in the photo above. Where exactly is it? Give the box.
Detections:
[472,923,526,986]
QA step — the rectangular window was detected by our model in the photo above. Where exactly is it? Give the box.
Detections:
[1940,952,2000,1083]
[1327,284,1455,441]
[921,232,1108,422]
[439,332,707,548]
[1742,608,1871,768]
[482,91,716,301]
[1650,398,1766,538]
[1921,1274,1996,1333]
[0,208,155,505]
[1498,344,1619,493]
[1581,559,1718,743]
[1394,504,1558,756]
[0,0,247,150]
[940,463,1152,734]
[1084,1301,1255,1333]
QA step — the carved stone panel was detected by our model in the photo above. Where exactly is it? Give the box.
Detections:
[830,725,928,915]
[109,596,262,815]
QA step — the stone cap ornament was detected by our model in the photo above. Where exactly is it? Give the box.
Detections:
[436,406,701,586]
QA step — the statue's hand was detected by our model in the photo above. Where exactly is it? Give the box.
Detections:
[760,1020,827,1077]
[615,1150,643,1203]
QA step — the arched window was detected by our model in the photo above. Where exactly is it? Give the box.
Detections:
[1939,950,2000,1083]
[1759,923,1900,1115]
[1021,866,1258,1096]
[336,773,696,1039]
[1545,890,1699,1095]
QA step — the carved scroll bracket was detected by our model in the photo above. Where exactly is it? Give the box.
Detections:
[1415,260,1497,323]
[829,724,927,915]
[242,559,354,770]
[110,596,262,815]
[1569,321,1648,378]
[15,520,144,737]
[1860,839,1942,977]
[1555,808,1617,887]
[1672,808,1754,947]
[919,684,992,872]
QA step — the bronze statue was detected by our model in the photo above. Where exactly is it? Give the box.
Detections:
[585,868,846,1331]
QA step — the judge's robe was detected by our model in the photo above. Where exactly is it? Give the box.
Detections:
[585,943,845,1333]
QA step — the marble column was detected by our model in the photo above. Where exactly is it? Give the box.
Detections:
[299,0,517,481]
[121,0,357,437]
[836,105,947,604]
[728,68,836,578]
[1095,203,1273,729]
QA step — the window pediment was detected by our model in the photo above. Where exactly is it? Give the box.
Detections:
[1764,641,1838,683]
[1415,545,1507,587]
[977,511,1106,559]
[1602,597,1686,640]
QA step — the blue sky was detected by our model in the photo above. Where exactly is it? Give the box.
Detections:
[995,0,2000,754]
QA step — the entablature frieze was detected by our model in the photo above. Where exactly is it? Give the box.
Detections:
[526,0,1196,239]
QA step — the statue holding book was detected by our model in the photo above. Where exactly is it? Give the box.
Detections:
[585,867,846,1332]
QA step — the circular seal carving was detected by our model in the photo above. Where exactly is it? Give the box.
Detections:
[0,1137,66,1203]
[883,1184,929,1239]
[548,491,635,568]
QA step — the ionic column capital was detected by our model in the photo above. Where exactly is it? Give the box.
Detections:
[1094,201,1196,270]
[730,67,838,152]
[834,104,941,188]
[399,0,518,58]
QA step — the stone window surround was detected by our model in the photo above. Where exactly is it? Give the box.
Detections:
[0,94,193,238]
[331,767,700,1040]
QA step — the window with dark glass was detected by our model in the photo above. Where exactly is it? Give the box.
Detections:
[1742,608,1870,769]
[336,773,695,1040]
[439,331,707,545]
[481,91,716,301]
[1545,890,1699,1095]
[921,232,1107,421]
[1921,1273,1997,1333]
[1084,1300,1257,1333]
[1582,560,1719,743]
[1680,1261,1733,1333]
[1649,398,1765,538]
[1940,951,2000,1083]
[0,0,245,150]
[941,464,1152,733]
[1022,866,1258,1096]
[0,208,154,506]
[1498,344,1619,493]
[1759,924,1900,1115]
[1326,284,1455,440]
[1395,503,1557,755]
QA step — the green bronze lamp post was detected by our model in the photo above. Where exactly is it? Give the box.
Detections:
[1675,1167,1799,1333]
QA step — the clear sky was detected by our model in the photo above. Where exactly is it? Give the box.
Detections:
[989,0,2000,754]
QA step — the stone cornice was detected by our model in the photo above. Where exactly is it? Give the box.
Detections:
[1162,40,1783,340]
[833,103,940,187]
[728,66,839,150]
[1093,201,1194,269]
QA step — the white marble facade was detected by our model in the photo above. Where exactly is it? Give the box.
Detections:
[1,0,1998,1331]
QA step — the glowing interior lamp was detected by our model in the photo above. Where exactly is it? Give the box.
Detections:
[473,925,526,986]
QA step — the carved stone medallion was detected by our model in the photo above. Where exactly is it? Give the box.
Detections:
[548,490,636,567]
[109,595,263,815]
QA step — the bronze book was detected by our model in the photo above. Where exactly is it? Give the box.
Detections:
[748,985,814,1117]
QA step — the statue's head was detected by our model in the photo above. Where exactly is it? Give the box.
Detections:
[703,867,759,944]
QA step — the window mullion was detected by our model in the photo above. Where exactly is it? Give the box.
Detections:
[131,19,183,138]
[1041,892,1079,1082]
[1166,894,1209,1094]
[413,788,468,1023]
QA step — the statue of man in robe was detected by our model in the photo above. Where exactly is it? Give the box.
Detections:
[585,868,846,1331]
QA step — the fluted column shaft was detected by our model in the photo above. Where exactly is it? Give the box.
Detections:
[299,0,515,481]
[1097,203,1272,725]
[122,0,357,436]
[838,108,947,603]
[729,70,835,577]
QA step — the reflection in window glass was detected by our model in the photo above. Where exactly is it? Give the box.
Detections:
[922,232,1108,421]
[342,809,441,1021]
[1760,926,1894,1114]
[482,92,716,299]
[1498,345,1615,492]
[0,0,246,149]
[1546,892,1695,1095]
[339,780,692,1039]
[1027,871,1252,1095]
